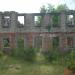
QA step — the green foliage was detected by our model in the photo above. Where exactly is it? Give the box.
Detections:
[42,49,75,67]
[0,56,64,75]
[43,50,61,63]
[40,4,69,13]
[17,38,24,48]
[35,16,43,27]
[12,47,36,62]
[40,4,55,13]
[23,47,36,61]
[37,4,55,28]
[3,38,10,47]
[56,4,69,12]
[53,37,59,48]
[40,5,47,13]
[45,25,51,31]
[63,50,75,69]
[46,4,55,13]
[0,51,4,58]
[37,4,69,30]
[52,15,60,27]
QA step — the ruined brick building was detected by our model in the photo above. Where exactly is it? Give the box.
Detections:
[0,10,75,52]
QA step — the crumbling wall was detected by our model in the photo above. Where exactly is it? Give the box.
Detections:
[0,11,75,52]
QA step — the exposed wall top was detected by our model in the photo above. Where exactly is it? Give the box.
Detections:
[0,10,75,15]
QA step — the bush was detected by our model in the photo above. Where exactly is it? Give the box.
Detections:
[12,47,36,62]
[43,50,61,63]
[63,50,75,69]
[24,47,36,61]
[0,51,4,58]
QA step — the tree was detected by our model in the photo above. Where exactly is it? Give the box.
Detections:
[46,4,55,13]
[56,4,69,12]
[40,4,55,13]
[36,4,54,27]
[40,5,46,13]
[36,4,69,30]
[40,4,69,13]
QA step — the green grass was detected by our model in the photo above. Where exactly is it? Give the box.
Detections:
[0,54,64,75]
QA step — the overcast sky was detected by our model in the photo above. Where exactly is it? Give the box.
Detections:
[0,0,75,13]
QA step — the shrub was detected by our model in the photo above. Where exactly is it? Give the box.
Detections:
[43,50,61,63]
[12,47,36,62]
[24,47,36,61]
[0,51,4,58]
[12,48,24,58]
[63,50,75,69]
